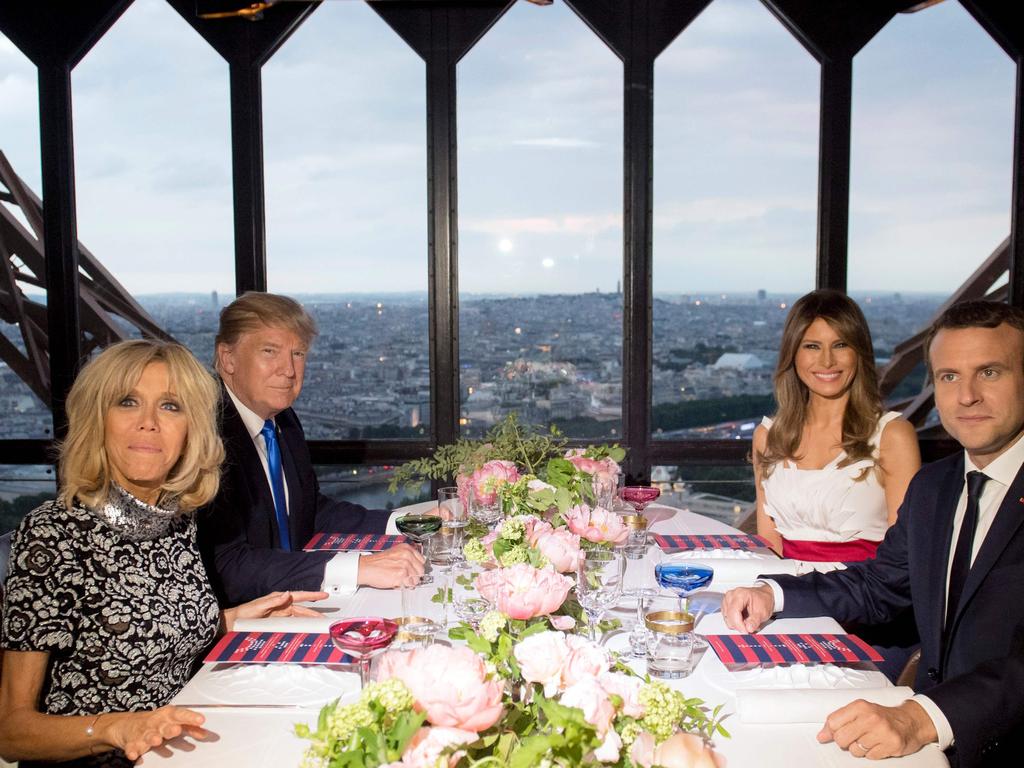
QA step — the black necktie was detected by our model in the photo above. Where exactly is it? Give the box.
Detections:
[945,470,989,627]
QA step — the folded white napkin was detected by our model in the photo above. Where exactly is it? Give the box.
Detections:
[736,686,914,724]
[670,557,800,587]
[231,616,336,634]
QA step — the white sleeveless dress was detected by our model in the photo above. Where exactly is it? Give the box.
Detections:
[760,411,901,544]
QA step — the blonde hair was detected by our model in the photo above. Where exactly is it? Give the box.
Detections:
[59,340,224,511]
[215,292,317,371]
[757,290,882,481]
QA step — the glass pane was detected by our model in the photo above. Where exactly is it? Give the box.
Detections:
[849,1,1014,300]
[264,1,428,439]
[72,0,233,369]
[0,465,56,534]
[652,0,818,439]
[653,464,755,529]
[0,33,50,438]
[458,1,623,439]
[314,465,429,512]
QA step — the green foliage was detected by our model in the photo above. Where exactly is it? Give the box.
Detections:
[388,414,570,492]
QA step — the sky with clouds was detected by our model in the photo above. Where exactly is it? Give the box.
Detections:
[0,0,1015,297]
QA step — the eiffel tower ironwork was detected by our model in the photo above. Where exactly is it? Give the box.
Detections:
[0,150,173,407]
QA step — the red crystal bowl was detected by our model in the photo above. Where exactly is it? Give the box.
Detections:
[329,617,399,657]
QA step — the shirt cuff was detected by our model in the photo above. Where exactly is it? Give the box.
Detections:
[911,695,954,750]
[320,552,359,595]
[385,511,401,535]
[756,579,785,611]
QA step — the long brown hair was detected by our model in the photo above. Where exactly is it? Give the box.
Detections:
[757,290,882,480]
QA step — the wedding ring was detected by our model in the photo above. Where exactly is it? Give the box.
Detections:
[855,741,869,752]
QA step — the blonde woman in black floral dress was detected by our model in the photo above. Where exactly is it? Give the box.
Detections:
[0,341,325,767]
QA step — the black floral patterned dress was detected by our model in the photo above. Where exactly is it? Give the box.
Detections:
[1,489,219,767]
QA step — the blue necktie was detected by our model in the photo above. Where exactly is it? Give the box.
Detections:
[261,420,291,551]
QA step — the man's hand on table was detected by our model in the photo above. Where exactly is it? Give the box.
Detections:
[818,699,937,759]
[721,583,775,632]
[357,543,425,588]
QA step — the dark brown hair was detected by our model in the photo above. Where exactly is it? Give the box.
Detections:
[758,290,882,480]
[925,300,1024,377]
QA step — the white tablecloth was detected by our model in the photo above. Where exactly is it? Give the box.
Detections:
[152,502,948,768]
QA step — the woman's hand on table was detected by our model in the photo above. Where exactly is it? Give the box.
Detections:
[102,706,209,762]
[357,543,425,589]
[817,699,937,759]
[221,590,329,633]
[721,583,775,632]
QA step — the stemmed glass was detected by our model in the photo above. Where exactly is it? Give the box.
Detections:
[576,549,625,642]
[654,562,714,615]
[395,512,443,584]
[329,617,398,689]
[619,485,661,515]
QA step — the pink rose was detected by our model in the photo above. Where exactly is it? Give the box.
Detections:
[375,645,504,732]
[630,732,722,768]
[561,634,611,688]
[513,630,570,697]
[597,672,644,718]
[564,504,629,545]
[532,527,583,573]
[475,564,572,620]
[469,460,520,505]
[395,727,477,768]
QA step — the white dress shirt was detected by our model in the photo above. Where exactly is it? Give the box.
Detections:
[225,386,396,596]
[764,431,1024,748]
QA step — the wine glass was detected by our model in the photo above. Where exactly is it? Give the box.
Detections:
[655,561,714,615]
[329,617,398,689]
[576,549,625,642]
[619,485,661,515]
[396,512,443,584]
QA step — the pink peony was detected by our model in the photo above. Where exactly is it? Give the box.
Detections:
[548,614,576,631]
[469,460,520,505]
[560,677,615,735]
[597,672,645,718]
[521,515,553,545]
[564,504,629,545]
[532,527,583,573]
[565,449,620,483]
[375,645,504,732]
[630,732,722,768]
[514,630,570,697]
[560,634,611,688]
[475,564,572,620]
[393,727,478,768]
[593,728,623,764]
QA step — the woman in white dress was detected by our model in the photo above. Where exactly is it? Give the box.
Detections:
[753,290,921,563]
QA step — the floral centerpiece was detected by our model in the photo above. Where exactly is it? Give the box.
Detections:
[297,629,727,768]
[387,415,626,518]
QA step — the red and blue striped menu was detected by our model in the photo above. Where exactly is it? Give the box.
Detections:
[303,533,406,552]
[204,631,354,665]
[705,633,882,668]
[654,533,773,552]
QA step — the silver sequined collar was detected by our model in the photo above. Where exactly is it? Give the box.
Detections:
[89,484,182,541]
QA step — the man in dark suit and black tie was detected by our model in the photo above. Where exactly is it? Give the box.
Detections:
[723,300,1024,767]
[198,292,423,605]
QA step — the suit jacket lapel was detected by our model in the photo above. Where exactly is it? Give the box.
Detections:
[220,389,278,542]
[954,462,1024,625]
[926,454,964,652]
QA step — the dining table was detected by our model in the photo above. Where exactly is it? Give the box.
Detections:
[152,500,949,768]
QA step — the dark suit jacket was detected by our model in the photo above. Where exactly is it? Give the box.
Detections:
[198,390,388,605]
[771,452,1024,767]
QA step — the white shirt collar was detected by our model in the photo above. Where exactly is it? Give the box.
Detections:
[224,383,273,442]
[963,430,1024,488]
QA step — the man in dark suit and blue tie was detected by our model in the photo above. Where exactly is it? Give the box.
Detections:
[198,292,423,605]
[723,300,1024,767]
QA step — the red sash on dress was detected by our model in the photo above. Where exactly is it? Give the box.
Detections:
[782,537,879,562]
